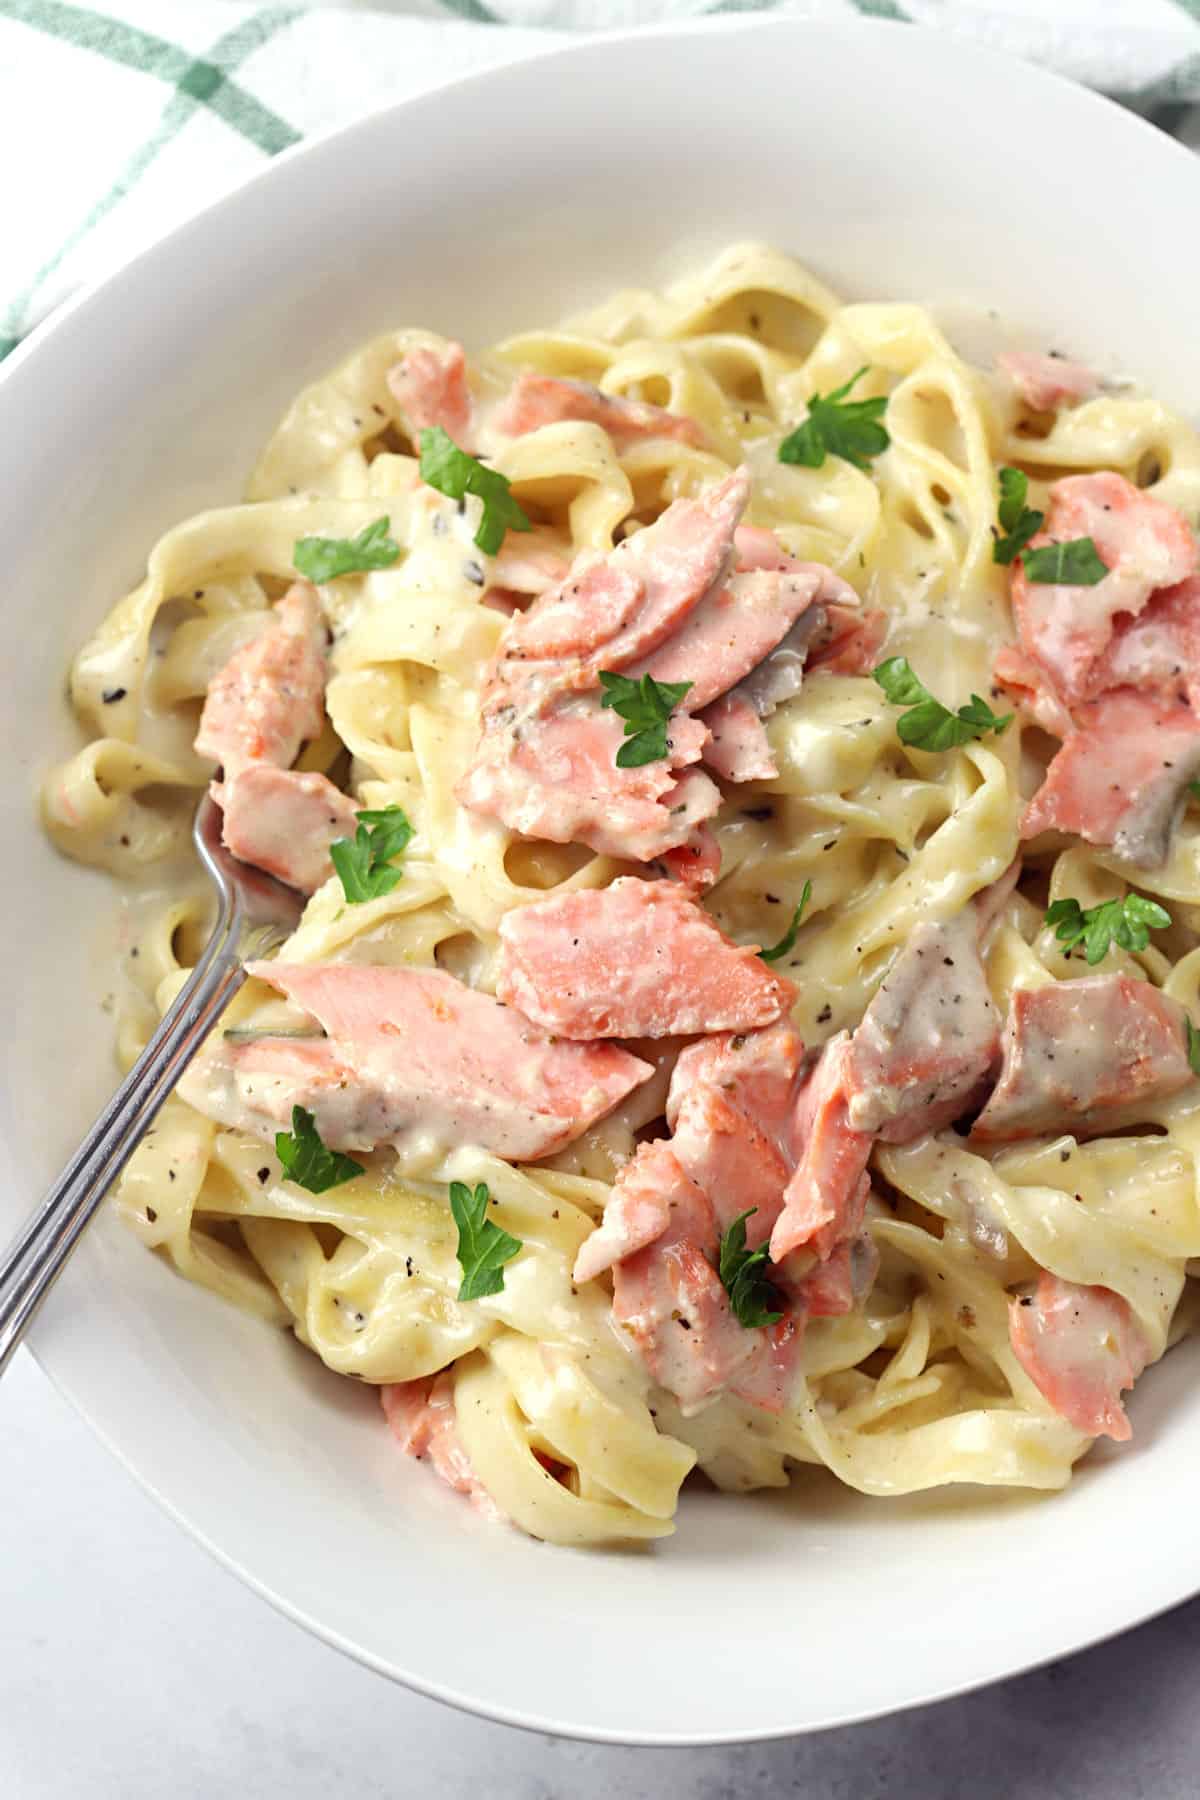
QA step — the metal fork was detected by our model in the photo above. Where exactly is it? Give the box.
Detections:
[0,794,303,1375]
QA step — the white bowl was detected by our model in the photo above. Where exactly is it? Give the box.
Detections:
[5,15,1200,1746]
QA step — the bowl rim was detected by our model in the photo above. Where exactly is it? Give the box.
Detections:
[9,10,1200,1744]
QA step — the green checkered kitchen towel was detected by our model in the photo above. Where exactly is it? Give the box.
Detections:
[4,0,1200,364]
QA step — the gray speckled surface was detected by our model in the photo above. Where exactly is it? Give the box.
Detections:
[4,1350,1198,1798]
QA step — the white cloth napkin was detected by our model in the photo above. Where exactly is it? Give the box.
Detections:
[3,0,1199,360]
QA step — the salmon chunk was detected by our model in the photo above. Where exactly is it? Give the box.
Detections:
[666,1023,807,1243]
[184,962,651,1162]
[1009,1275,1151,1441]
[769,1034,873,1263]
[972,974,1192,1143]
[218,765,360,894]
[491,372,706,448]
[698,690,777,783]
[387,342,474,446]
[1010,473,1197,708]
[194,584,327,779]
[998,351,1097,412]
[609,1144,800,1413]
[572,1140,677,1284]
[801,1231,881,1318]
[382,1375,501,1517]
[496,877,796,1040]
[459,469,752,867]
[843,909,1001,1142]
[1020,689,1200,868]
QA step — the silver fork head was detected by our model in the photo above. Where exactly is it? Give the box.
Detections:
[192,790,305,955]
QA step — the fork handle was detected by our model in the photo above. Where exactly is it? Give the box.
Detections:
[0,927,247,1376]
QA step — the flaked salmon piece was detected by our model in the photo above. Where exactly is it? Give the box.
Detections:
[769,1034,873,1264]
[381,1374,502,1518]
[387,342,475,446]
[727,1313,803,1413]
[1092,574,1200,711]
[998,351,1098,411]
[572,1140,677,1285]
[496,876,796,1041]
[666,1022,807,1244]
[217,765,359,895]
[460,471,752,870]
[1021,689,1200,868]
[194,584,327,779]
[1010,473,1197,707]
[609,1146,799,1413]
[460,704,719,865]
[993,644,1075,738]
[806,604,889,677]
[843,908,1001,1143]
[1009,1275,1150,1441]
[187,962,651,1162]
[732,524,797,572]
[659,825,722,893]
[972,973,1192,1144]
[487,529,571,598]
[490,466,750,679]
[801,1231,881,1318]
[635,569,824,709]
[491,372,706,448]
[698,690,776,782]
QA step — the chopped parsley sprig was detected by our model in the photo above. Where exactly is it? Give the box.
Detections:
[598,670,693,768]
[1187,1018,1200,1077]
[717,1209,784,1330]
[992,468,1044,565]
[418,426,532,555]
[873,657,1012,751]
[1022,537,1108,586]
[275,1105,364,1194]
[778,367,890,473]
[450,1180,523,1301]
[1045,893,1171,966]
[293,517,400,582]
[760,880,812,965]
[330,806,414,904]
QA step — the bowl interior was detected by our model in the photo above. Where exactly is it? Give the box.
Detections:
[4,16,1200,1743]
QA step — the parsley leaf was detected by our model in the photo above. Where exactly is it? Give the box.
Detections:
[778,367,890,473]
[873,657,1013,750]
[275,1105,364,1194]
[717,1209,784,1330]
[418,426,532,555]
[1045,893,1172,966]
[993,467,1045,565]
[1187,1018,1200,1077]
[293,516,400,582]
[450,1180,523,1301]
[329,805,414,904]
[1021,537,1108,585]
[598,669,694,768]
[760,880,812,964]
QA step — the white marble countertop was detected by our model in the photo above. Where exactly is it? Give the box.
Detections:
[4,1347,1199,1798]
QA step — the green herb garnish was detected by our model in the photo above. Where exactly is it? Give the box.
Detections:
[450,1180,523,1301]
[873,656,1012,750]
[760,880,812,965]
[274,1105,364,1194]
[993,467,1045,565]
[1022,537,1108,586]
[598,670,693,768]
[1187,1018,1200,1077]
[717,1209,784,1329]
[329,806,414,904]
[293,516,400,582]
[1045,893,1172,966]
[778,367,890,473]
[418,426,532,555]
